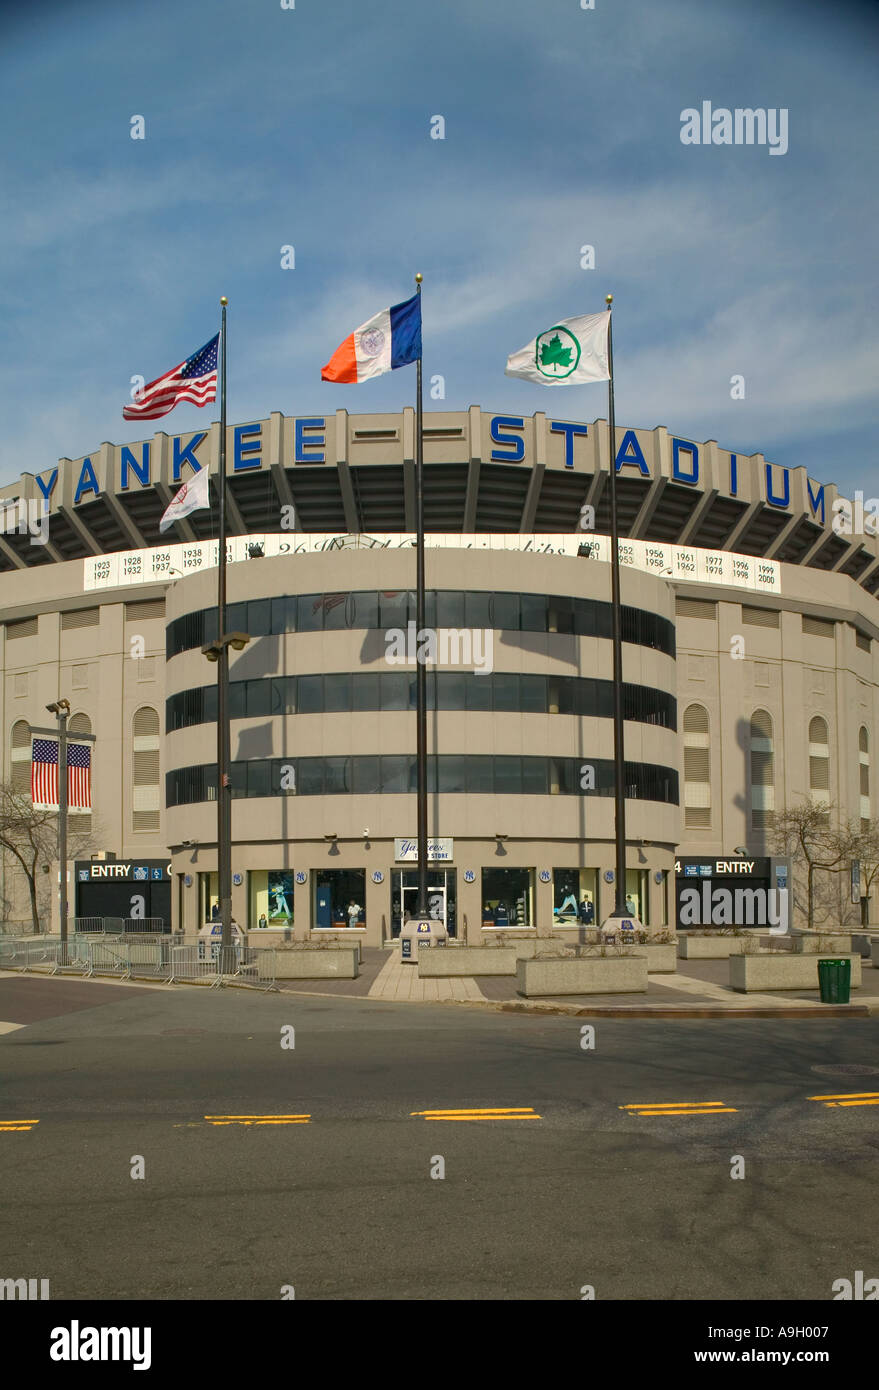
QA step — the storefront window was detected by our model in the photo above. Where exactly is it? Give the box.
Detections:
[624,868,649,925]
[552,869,598,926]
[249,870,294,929]
[198,872,218,926]
[481,867,534,927]
[314,869,366,928]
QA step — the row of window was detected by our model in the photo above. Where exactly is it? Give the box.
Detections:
[683,704,872,831]
[166,756,680,806]
[166,673,677,731]
[166,590,676,658]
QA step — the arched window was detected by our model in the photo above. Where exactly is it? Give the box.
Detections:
[808,715,830,821]
[68,713,92,831]
[750,709,775,829]
[10,719,31,795]
[683,703,711,828]
[859,727,870,830]
[132,706,160,832]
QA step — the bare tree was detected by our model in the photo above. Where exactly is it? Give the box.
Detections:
[0,781,99,934]
[770,799,862,929]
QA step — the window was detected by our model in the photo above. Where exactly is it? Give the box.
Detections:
[552,870,598,927]
[249,870,294,929]
[750,709,775,829]
[855,629,871,653]
[10,719,31,793]
[676,597,716,619]
[860,727,870,830]
[245,681,271,717]
[7,617,37,639]
[297,675,323,714]
[61,607,99,629]
[481,868,535,928]
[803,615,834,638]
[435,590,465,627]
[164,756,681,806]
[246,761,271,798]
[125,599,165,621]
[625,869,650,926]
[808,716,830,820]
[683,703,711,828]
[742,605,779,627]
[314,869,365,929]
[324,673,351,713]
[132,707,160,831]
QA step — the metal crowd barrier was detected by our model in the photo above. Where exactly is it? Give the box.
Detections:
[0,932,277,991]
[167,945,224,986]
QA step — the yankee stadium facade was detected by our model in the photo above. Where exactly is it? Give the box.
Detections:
[0,406,877,939]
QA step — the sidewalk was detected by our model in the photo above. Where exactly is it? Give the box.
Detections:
[280,943,879,1018]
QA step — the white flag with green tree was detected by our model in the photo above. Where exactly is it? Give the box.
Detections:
[505,310,610,385]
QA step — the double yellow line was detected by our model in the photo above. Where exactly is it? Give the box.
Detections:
[620,1100,737,1117]
[204,1113,311,1126]
[0,1119,39,1132]
[410,1107,541,1122]
[808,1091,879,1108]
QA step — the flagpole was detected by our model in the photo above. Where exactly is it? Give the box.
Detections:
[217,295,233,968]
[604,293,630,920]
[413,272,430,920]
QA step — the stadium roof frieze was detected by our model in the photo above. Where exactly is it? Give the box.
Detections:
[1,407,877,601]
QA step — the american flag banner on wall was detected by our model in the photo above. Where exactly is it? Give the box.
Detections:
[31,739,92,811]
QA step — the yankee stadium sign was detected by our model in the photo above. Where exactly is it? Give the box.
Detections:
[24,410,838,529]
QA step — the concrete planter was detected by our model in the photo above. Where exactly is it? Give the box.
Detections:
[729,952,861,994]
[267,947,359,979]
[677,934,749,958]
[640,942,677,973]
[306,935,363,964]
[420,947,519,977]
[791,931,853,954]
[516,954,649,997]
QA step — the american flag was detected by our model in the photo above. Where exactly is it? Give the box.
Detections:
[31,739,92,811]
[122,334,219,421]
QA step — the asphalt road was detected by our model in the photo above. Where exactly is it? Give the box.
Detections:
[1,975,877,1301]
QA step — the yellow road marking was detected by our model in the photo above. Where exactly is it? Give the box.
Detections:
[204,1114,311,1126]
[809,1091,879,1108]
[621,1101,737,1116]
[411,1107,541,1121]
[0,1120,39,1131]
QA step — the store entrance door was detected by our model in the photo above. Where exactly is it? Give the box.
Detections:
[391,870,456,937]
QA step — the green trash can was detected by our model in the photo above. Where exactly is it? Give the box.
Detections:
[817,957,851,1004]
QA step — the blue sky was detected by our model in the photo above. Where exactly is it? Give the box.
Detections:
[1,0,876,494]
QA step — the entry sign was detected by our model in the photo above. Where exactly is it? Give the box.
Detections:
[851,860,861,905]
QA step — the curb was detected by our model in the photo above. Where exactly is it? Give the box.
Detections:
[497,1001,872,1019]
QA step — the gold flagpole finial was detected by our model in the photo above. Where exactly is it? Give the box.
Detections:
[414,273,423,284]
[220,296,228,306]
[605,294,613,306]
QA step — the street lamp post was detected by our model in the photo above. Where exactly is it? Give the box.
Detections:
[46,699,70,960]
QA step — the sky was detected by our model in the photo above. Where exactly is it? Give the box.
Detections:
[0,0,877,495]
